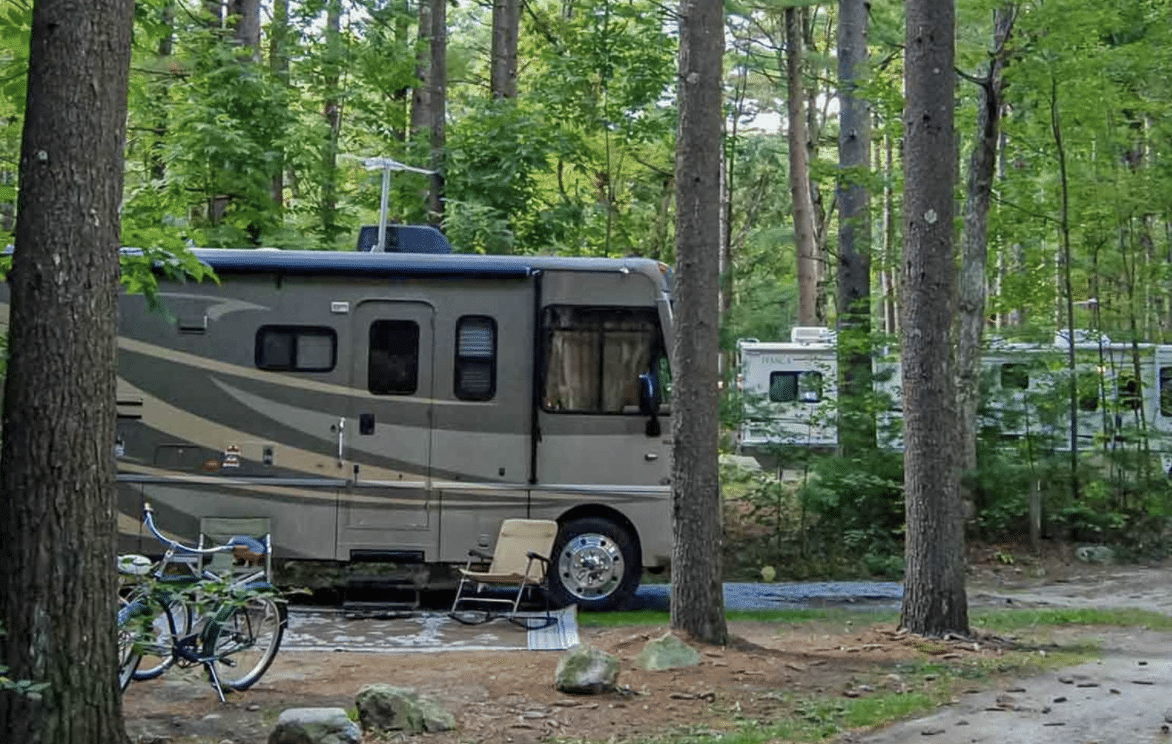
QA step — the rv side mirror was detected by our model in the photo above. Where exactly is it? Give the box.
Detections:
[638,373,662,437]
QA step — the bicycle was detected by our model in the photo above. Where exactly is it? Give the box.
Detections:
[117,503,287,701]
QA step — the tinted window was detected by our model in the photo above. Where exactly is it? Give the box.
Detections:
[769,371,823,403]
[455,316,496,401]
[369,320,419,395]
[255,326,336,372]
[1001,363,1030,390]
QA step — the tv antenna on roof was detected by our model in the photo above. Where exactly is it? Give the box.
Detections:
[362,157,436,253]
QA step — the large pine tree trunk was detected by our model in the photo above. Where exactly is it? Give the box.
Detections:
[410,0,432,142]
[0,0,134,741]
[269,0,290,206]
[490,0,520,98]
[321,0,343,245]
[670,0,726,647]
[427,0,446,224]
[957,6,1014,525]
[900,0,968,637]
[785,7,818,327]
[835,0,874,455]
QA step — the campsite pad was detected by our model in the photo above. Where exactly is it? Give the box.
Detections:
[283,604,579,652]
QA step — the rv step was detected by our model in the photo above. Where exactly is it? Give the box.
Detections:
[349,549,425,563]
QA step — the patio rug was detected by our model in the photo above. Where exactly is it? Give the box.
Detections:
[283,604,579,653]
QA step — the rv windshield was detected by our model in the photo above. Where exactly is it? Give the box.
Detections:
[542,306,664,414]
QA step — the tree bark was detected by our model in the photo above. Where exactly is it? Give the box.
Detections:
[957,5,1014,525]
[410,0,432,143]
[835,0,874,456]
[490,0,520,98]
[786,7,818,328]
[670,0,727,646]
[427,0,447,224]
[900,0,968,637]
[0,0,134,740]
[145,2,174,183]
[269,0,290,206]
[321,0,343,245]
[228,0,260,58]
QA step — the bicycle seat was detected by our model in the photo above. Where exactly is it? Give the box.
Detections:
[118,554,152,576]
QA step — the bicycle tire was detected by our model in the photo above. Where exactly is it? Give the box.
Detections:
[131,594,191,681]
[116,598,158,692]
[201,594,286,692]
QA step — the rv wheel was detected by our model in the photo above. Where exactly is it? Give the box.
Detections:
[549,517,640,612]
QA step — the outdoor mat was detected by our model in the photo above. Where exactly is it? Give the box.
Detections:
[283,604,579,653]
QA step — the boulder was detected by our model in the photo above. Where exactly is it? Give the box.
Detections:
[1074,545,1115,565]
[555,645,620,694]
[267,708,360,744]
[355,684,456,734]
[634,633,701,671]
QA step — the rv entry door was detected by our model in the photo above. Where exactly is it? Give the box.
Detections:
[338,300,436,561]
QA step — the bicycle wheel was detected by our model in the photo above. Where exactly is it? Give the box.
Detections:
[201,595,286,692]
[132,594,191,681]
[116,599,152,692]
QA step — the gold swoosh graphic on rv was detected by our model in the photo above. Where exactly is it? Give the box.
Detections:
[118,379,347,477]
[119,462,430,509]
[155,292,270,321]
[209,377,426,482]
[118,334,474,407]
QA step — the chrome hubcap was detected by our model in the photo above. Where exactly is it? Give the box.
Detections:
[558,534,623,600]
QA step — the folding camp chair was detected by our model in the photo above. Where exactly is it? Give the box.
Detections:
[449,519,558,629]
[198,516,273,582]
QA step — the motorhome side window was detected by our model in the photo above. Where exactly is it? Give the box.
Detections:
[769,371,823,403]
[1161,367,1172,416]
[542,305,663,414]
[455,315,496,401]
[1000,363,1030,390]
[369,320,419,395]
[255,326,337,372]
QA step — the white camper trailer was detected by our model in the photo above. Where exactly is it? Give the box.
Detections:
[737,327,1172,474]
[1,239,675,611]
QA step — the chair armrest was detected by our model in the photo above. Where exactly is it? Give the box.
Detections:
[526,551,550,565]
[468,548,493,562]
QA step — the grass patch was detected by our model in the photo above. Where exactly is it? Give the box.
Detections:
[971,607,1172,632]
[578,607,900,628]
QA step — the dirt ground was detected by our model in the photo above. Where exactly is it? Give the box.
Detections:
[122,550,1172,744]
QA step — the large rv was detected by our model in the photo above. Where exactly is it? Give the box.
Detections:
[736,327,1172,473]
[1,238,675,611]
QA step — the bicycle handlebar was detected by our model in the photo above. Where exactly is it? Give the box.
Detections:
[141,502,267,557]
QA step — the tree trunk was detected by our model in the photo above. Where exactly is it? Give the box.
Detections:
[786,7,818,327]
[0,0,134,741]
[956,5,1014,527]
[880,129,898,334]
[321,0,343,245]
[229,0,260,57]
[410,0,432,143]
[269,0,290,206]
[835,0,874,456]
[670,0,727,647]
[490,0,520,98]
[900,0,968,637]
[427,0,446,224]
[147,2,174,183]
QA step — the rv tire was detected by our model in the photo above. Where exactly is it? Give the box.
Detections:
[549,517,640,612]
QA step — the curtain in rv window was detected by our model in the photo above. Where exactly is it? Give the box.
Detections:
[542,306,660,414]
[369,320,419,395]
